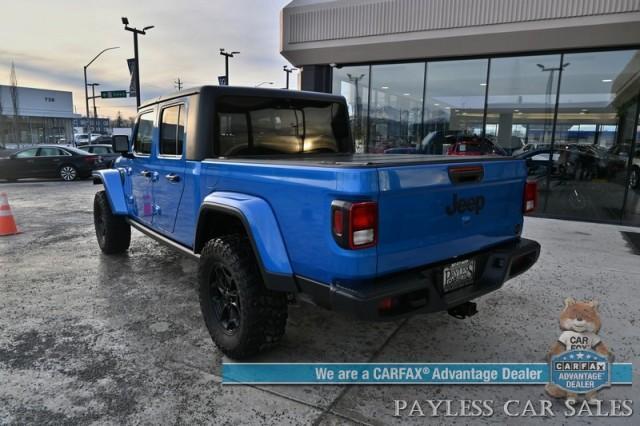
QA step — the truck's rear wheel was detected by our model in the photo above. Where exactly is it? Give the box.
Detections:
[93,190,131,254]
[198,235,287,359]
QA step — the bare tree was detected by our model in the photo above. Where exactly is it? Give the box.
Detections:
[9,62,20,146]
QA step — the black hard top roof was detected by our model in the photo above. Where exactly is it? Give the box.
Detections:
[139,85,346,109]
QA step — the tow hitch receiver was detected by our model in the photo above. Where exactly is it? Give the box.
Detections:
[448,301,478,319]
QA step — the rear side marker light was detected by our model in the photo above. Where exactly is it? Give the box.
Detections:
[523,181,537,214]
[331,200,377,249]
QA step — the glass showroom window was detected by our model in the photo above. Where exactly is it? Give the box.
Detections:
[422,59,488,155]
[332,66,370,153]
[485,54,561,156]
[368,62,425,153]
[622,100,640,226]
[544,50,640,223]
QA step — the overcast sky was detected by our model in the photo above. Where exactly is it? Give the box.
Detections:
[0,0,296,120]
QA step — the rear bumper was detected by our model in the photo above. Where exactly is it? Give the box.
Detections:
[296,238,540,321]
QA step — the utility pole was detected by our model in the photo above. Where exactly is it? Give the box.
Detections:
[283,65,297,90]
[537,60,570,200]
[84,46,119,134]
[219,48,239,85]
[9,62,20,145]
[122,17,154,107]
[347,73,365,147]
[174,78,183,91]
[87,83,100,134]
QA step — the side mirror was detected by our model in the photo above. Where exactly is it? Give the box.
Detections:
[112,135,130,154]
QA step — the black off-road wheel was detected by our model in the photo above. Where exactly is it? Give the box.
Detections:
[93,190,131,254]
[198,235,288,359]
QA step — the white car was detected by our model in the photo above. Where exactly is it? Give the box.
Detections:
[74,133,103,146]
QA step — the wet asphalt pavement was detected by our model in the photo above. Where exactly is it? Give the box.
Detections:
[0,180,638,425]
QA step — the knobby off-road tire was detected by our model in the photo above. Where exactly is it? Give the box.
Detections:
[198,235,288,359]
[93,190,131,254]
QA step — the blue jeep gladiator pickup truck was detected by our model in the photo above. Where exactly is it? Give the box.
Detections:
[93,86,540,358]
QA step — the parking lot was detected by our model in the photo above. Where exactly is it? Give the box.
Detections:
[0,180,638,425]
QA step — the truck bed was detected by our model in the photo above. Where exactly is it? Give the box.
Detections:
[206,153,514,168]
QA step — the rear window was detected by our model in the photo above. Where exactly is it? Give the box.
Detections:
[216,96,350,156]
[91,146,111,154]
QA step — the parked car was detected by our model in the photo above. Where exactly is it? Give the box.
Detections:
[498,136,525,156]
[93,86,540,359]
[78,144,120,167]
[0,145,103,181]
[74,133,103,146]
[447,136,507,156]
[516,148,561,178]
[384,131,448,155]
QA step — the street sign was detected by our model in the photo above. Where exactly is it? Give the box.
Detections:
[127,58,137,97]
[101,90,128,99]
[218,75,228,86]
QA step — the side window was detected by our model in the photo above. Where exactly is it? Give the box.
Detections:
[218,113,249,155]
[133,111,155,155]
[159,104,185,157]
[38,147,67,156]
[92,146,109,154]
[15,148,39,158]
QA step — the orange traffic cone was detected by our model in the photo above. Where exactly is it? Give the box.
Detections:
[0,192,20,236]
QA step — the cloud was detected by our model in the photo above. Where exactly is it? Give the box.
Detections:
[0,0,297,119]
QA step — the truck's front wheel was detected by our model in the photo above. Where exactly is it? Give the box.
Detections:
[198,235,287,359]
[93,190,131,254]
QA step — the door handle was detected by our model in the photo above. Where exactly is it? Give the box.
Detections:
[140,170,151,178]
[165,174,180,183]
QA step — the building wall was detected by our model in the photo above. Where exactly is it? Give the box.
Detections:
[281,0,640,226]
[0,85,74,146]
[0,85,73,118]
[281,0,640,66]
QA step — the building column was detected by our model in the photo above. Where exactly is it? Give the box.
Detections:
[299,65,332,93]
[497,113,513,148]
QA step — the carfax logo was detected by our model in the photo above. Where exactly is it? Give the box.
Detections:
[550,350,610,394]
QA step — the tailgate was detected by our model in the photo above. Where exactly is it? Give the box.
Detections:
[376,158,527,275]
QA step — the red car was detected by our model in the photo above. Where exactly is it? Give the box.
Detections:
[447,136,507,156]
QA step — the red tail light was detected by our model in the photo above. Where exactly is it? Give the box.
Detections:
[84,155,98,164]
[523,181,537,214]
[331,200,377,249]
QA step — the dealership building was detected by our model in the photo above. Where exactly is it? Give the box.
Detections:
[0,85,74,146]
[281,0,640,226]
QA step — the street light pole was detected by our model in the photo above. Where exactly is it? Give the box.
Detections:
[83,46,119,134]
[283,65,297,89]
[122,17,154,108]
[219,49,240,85]
[87,83,100,133]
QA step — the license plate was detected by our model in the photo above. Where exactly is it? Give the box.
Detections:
[442,259,476,292]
